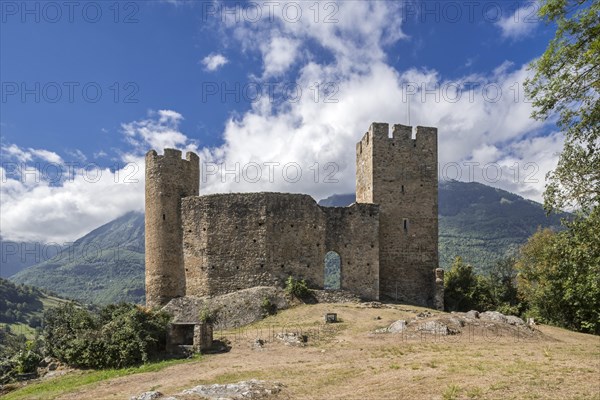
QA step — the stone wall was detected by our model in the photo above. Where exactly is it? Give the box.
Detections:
[356,123,438,306]
[182,192,379,300]
[145,149,199,308]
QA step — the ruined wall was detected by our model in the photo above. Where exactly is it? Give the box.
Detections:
[182,193,379,300]
[356,123,438,306]
[145,149,199,308]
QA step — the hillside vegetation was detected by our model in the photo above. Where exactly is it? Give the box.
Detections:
[0,279,72,385]
[437,180,567,271]
[10,212,145,305]
[0,278,70,339]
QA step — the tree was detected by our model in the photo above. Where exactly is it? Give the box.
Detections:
[516,211,600,334]
[525,0,599,212]
[443,257,494,312]
[487,257,523,315]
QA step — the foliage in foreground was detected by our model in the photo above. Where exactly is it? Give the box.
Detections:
[516,209,600,334]
[445,208,599,335]
[2,356,200,400]
[443,257,522,316]
[525,0,599,213]
[44,302,171,369]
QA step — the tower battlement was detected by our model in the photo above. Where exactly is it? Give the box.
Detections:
[146,148,199,163]
[357,123,437,155]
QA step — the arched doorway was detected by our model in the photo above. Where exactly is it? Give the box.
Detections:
[324,251,341,290]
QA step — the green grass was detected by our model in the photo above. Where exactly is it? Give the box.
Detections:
[442,383,462,400]
[40,295,71,309]
[2,356,201,400]
[1,322,36,339]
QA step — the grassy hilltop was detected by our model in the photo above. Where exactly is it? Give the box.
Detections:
[4,302,598,400]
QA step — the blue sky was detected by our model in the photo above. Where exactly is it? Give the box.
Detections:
[1,1,563,242]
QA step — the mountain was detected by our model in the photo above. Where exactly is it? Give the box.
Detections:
[318,193,356,207]
[0,239,60,278]
[9,181,567,304]
[318,180,568,272]
[436,180,567,271]
[10,212,145,305]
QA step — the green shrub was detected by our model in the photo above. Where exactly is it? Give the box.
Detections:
[285,276,310,299]
[15,340,42,374]
[198,307,218,325]
[260,297,276,316]
[43,302,171,369]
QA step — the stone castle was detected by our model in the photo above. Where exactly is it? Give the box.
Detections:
[145,122,442,309]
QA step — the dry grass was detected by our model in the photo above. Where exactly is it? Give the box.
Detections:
[10,303,600,399]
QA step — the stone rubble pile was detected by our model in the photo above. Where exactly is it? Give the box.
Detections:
[131,379,284,400]
[378,310,530,337]
[275,332,308,347]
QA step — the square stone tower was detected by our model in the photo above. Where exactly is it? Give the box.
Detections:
[356,123,438,306]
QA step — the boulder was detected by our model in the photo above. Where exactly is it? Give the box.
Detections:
[480,311,507,323]
[38,357,52,368]
[130,391,163,400]
[388,320,407,333]
[275,332,307,346]
[252,339,265,350]
[417,321,451,335]
[182,379,283,399]
[506,315,525,326]
[447,317,465,327]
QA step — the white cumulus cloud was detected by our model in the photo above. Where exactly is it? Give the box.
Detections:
[261,36,300,77]
[496,2,539,40]
[2,144,63,164]
[202,53,229,71]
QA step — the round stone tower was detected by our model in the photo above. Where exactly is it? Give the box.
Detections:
[145,148,199,308]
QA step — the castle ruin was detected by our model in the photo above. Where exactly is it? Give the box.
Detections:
[145,123,440,309]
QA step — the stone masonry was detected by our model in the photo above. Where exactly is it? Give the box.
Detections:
[145,123,440,308]
[356,123,438,306]
[145,149,199,308]
[182,193,379,300]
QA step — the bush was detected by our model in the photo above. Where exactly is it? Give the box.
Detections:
[43,302,171,369]
[15,340,42,374]
[260,297,276,316]
[198,306,218,325]
[285,276,310,299]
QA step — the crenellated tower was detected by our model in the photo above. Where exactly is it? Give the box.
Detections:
[356,123,438,306]
[145,148,199,308]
